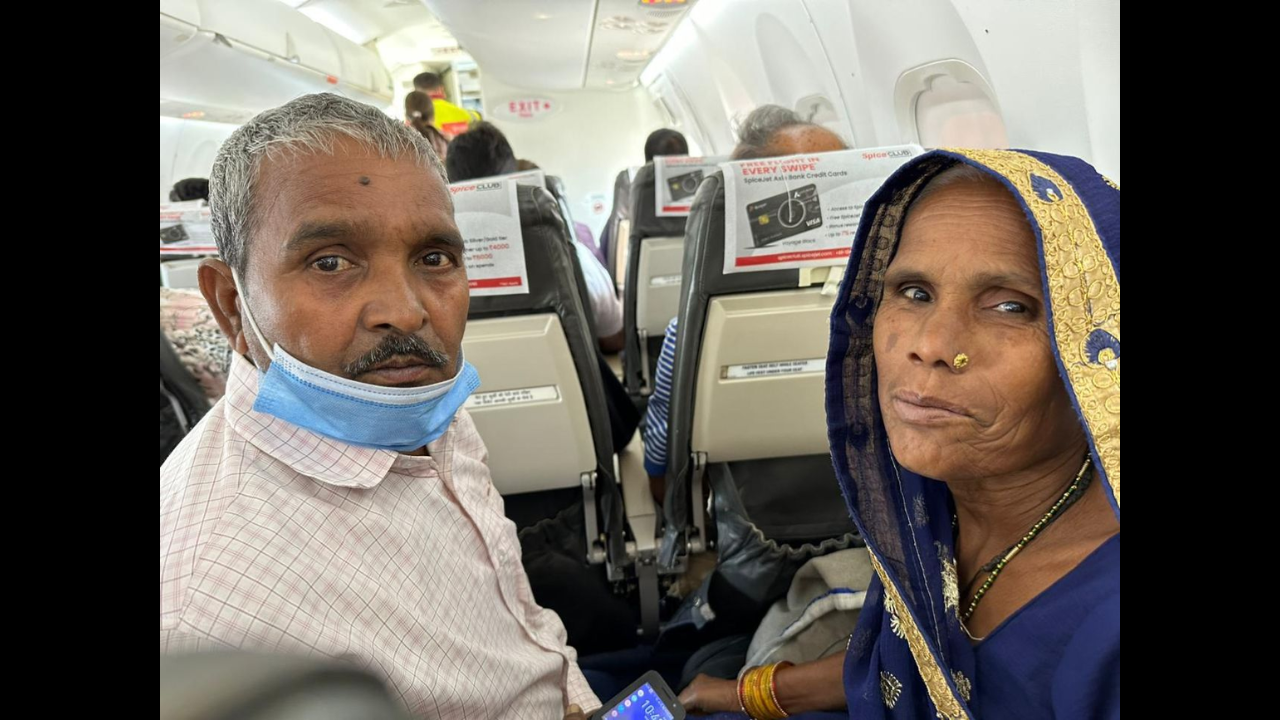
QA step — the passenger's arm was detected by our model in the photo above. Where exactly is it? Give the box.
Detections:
[678,653,847,715]
[574,242,623,343]
[773,653,848,712]
[643,318,679,502]
[598,329,625,354]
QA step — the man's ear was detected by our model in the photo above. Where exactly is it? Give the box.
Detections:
[198,258,249,356]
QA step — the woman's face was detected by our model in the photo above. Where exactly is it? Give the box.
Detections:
[873,179,1084,482]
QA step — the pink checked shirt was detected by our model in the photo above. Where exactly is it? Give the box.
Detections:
[160,355,597,718]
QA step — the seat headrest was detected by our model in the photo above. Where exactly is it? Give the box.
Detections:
[681,171,802,303]
[468,185,578,317]
[545,174,569,201]
[612,169,632,221]
[629,163,687,240]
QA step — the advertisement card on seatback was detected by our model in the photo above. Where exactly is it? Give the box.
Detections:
[450,178,531,297]
[655,155,728,217]
[721,146,923,274]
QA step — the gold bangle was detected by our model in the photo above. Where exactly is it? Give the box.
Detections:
[768,662,794,718]
[745,665,769,719]
[736,665,752,717]
[760,665,776,717]
[743,666,760,718]
[741,663,790,720]
[762,664,780,718]
[756,663,777,720]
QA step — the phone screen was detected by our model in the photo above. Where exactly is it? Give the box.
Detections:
[598,682,676,720]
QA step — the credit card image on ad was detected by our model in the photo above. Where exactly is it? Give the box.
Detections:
[667,170,705,201]
[745,183,823,247]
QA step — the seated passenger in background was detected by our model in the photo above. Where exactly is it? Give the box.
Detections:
[447,123,625,354]
[160,93,597,720]
[600,129,690,264]
[446,122,519,181]
[169,177,209,203]
[645,128,689,162]
[643,105,847,498]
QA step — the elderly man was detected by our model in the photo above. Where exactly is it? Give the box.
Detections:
[160,93,597,719]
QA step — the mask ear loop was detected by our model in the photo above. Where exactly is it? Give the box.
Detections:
[231,270,276,362]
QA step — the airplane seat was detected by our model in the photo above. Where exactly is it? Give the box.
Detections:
[657,172,861,638]
[463,184,627,574]
[544,174,600,259]
[544,174,573,223]
[604,168,633,284]
[622,163,688,398]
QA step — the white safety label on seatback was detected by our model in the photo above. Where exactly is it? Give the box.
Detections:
[721,359,825,379]
[465,385,560,408]
[450,178,531,297]
[721,146,924,275]
[648,274,682,288]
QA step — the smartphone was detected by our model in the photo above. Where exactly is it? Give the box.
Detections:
[590,670,686,720]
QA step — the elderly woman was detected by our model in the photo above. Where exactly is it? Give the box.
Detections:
[679,149,1119,719]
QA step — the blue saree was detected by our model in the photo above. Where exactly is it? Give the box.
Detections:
[825,149,1120,720]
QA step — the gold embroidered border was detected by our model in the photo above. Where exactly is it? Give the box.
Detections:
[947,149,1120,510]
[870,552,969,720]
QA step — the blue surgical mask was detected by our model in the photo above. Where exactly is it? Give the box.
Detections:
[233,273,480,452]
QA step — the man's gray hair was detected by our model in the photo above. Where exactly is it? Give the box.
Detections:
[209,93,447,274]
[731,104,844,160]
